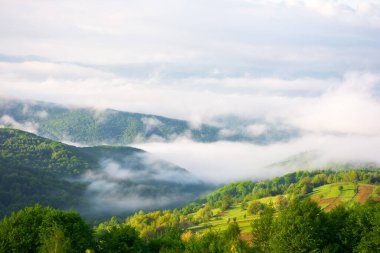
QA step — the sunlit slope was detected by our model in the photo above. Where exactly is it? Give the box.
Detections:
[190,182,380,235]
[310,182,380,211]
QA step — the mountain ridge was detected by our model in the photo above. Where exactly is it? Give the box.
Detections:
[0,128,213,220]
[0,98,298,146]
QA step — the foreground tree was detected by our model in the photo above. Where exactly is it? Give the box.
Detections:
[269,199,328,253]
[39,225,72,253]
[96,225,145,253]
[0,204,93,253]
[251,206,274,252]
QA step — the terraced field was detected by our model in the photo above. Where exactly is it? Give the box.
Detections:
[190,182,380,238]
[188,195,280,237]
[311,183,380,211]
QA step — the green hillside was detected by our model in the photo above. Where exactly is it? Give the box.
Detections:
[112,169,380,239]
[1,167,379,252]
[86,169,380,252]
[190,182,380,235]
[3,199,380,252]
[0,100,221,145]
[0,99,298,145]
[0,128,212,219]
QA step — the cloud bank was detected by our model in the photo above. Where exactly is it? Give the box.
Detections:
[1,0,380,184]
[80,156,207,213]
[136,134,380,183]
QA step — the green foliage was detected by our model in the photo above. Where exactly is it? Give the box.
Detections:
[251,206,274,252]
[184,231,224,253]
[0,128,209,220]
[0,128,89,176]
[39,225,72,253]
[250,199,380,253]
[118,168,380,242]
[195,168,380,214]
[1,178,380,253]
[220,195,233,212]
[147,228,184,253]
[125,210,190,238]
[96,225,145,253]
[0,205,93,253]
[270,199,328,253]
[246,201,264,215]
[0,161,86,218]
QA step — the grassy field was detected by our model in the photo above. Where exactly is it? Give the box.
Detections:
[310,182,380,211]
[190,182,380,237]
[189,196,279,234]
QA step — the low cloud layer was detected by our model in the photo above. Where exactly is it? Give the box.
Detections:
[1,61,380,136]
[1,0,380,187]
[136,134,380,183]
[0,114,38,133]
[80,155,207,214]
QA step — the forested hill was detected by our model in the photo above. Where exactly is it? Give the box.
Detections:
[0,128,143,176]
[0,128,212,219]
[0,99,222,145]
[114,168,380,238]
[0,99,298,145]
[194,168,380,207]
[59,168,380,253]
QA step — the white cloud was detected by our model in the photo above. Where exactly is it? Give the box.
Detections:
[245,124,268,136]
[1,0,380,186]
[289,72,380,135]
[36,110,48,119]
[0,0,379,73]
[0,114,38,133]
[141,117,162,133]
[136,133,380,183]
[2,61,380,137]
[81,157,203,212]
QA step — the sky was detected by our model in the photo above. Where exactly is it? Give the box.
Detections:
[1,0,380,182]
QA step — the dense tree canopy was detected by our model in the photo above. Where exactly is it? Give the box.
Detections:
[0,205,93,253]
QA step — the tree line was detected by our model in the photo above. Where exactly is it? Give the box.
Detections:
[1,199,380,252]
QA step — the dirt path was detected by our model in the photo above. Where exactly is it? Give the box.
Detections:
[240,233,253,244]
[356,185,373,203]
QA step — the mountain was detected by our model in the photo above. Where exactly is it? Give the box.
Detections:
[0,99,298,145]
[268,150,379,171]
[0,128,213,220]
[0,99,220,145]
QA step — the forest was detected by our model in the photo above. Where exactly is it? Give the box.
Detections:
[0,128,211,219]
[2,0,380,251]
[1,168,380,252]
[1,198,379,252]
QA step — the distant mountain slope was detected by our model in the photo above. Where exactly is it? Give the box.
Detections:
[0,99,222,145]
[0,99,298,145]
[268,150,378,171]
[0,128,212,220]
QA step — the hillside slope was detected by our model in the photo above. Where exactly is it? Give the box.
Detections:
[0,128,212,219]
[0,99,298,145]
[190,182,380,235]
[0,100,220,145]
[120,168,380,238]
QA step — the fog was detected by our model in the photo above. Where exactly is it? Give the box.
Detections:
[79,154,209,214]
[0,114,38,133]
[1,0,380,187]
[136,134,380,183]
